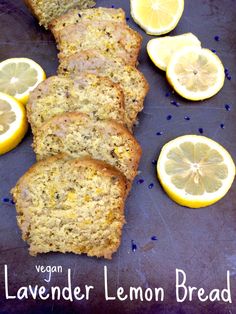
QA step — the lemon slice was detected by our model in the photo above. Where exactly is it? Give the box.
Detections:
[130,0,184,35]
[157,135,235,208]
[0,58,46,105]
[166,46,225,100]
[147,33,201,71]
[0,92,28,155]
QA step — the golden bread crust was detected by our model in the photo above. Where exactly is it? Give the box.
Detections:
[58,50,149,129]
[26,73,125,134]
[33,112,142,187]
[24,0,96,28]
[55,21,142,66]
[11,155,127,259]
[49,7,126,34]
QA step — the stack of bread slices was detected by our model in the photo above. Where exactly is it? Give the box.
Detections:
[12,6,149,259]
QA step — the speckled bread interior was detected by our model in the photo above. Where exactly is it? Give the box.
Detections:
[26,74,125,135]
[11,155,127,259]
[49,7,126,35]
[33,112,142,187]
[55,21,142,66]
[58,50,149,130]
[14,5,147,259]
[24,0,95,28]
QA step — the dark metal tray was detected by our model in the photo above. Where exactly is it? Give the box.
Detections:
[0,0,236,313]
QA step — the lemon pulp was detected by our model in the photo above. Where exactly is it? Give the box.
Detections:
[166,47,225,100]
[147,33,201,71]
[0,58,46,104]
[0,92,28,154]
[130,0,184,35]
[157,135,235,208]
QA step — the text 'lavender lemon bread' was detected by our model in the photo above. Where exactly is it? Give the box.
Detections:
[58,51,149,130]
[50,7,126,35]
[33,113,142,187]
[26,74,125,135]
[56,21,142,66]
[11,155,127,258]
[24,0,95,29]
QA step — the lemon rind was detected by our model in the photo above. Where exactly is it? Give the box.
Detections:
[166,47,225,101]
[157,135,236,208]
[147,33,201,71]
[0,92,28,155]
[130,0,185,36]
[0,58,46,105]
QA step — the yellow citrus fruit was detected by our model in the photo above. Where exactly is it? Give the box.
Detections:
[0,92,28,155]
[166,46,225,100]
[130,0,184,35]
[0,58,46,105]
[157,135,235,208]
[147,33,201,71]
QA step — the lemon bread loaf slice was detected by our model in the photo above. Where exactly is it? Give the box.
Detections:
[50,7,126,35]
[26,74,125,135]
[11,155,127,258]
[56,21,142,66]
[58,50,149,130]
[24,0,95,29]
[33,113,142,187]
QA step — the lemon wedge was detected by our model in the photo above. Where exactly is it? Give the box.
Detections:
[0,92,28,155]
[166,46,225,100]
[157,135,235,208]
[147,33,201,71]
[130,0,184,35]
[0,58,46,105]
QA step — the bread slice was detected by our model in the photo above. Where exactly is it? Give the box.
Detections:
[58,50,149,130]
[11,155,127,258]
[56,21,142,66]
[33,112,142,187]
[24,0,95,29]
[26,74,125,135]
[49,7,126,35]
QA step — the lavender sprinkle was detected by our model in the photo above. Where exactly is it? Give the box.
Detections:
[171,100,180,107]
[225,104,231,111]
[2,197,10,203]
[148,183,154,189]
[198,128,204,134]
[137,179,144,185]
[131,240,137,252]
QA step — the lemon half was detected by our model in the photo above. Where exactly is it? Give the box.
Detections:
[157,135,235,208]
[130,0,184,35]
[0,92,28,154]
[147,33,201,71]
[166,46,225,100]
[0,58,46,105]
